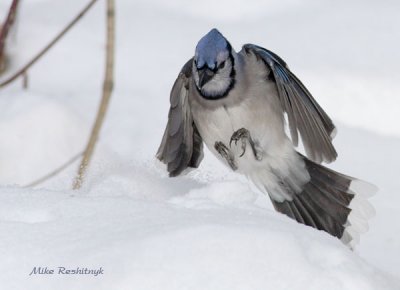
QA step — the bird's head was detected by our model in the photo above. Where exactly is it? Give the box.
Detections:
[193,29,235,99]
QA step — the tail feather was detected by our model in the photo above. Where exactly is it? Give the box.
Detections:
[287,201,305,224]
[268,155,376,248]
[343,184,376,247]
[292,190,344,237]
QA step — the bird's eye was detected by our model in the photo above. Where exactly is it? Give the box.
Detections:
[218,61,225,69]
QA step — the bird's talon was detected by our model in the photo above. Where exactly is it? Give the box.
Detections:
[214,141,237,171]
[230,128,263,161]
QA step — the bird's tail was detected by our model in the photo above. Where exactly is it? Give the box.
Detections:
[257,155,376,248]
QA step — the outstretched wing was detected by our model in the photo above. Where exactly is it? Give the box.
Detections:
[243,44,337,164]
[156,58,204,177]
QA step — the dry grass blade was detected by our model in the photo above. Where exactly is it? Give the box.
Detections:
[0,0,99,88]
[23,152,83,188]
[72,0,115,190]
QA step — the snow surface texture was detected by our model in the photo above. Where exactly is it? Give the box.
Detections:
[0,0,400,289]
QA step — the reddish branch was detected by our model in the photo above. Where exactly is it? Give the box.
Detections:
[0,0,19,73]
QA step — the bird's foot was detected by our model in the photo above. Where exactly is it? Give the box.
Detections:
[214,141,238,171]
[230,128,263,161]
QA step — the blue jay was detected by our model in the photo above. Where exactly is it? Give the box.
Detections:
[157,28,376,247]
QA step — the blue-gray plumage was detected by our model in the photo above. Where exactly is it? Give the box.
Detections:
[195,29,230,70]
[157,29,376,248]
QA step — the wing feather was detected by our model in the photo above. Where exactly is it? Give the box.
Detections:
[243,44,337,163]
[156,58,204,176]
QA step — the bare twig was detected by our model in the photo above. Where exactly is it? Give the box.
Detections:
[72,0,115,190]
[23,151,83,188]
[22,70,28,89]
[0,0,20,74]
[0,0,99,88]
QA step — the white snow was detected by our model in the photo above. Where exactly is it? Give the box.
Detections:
[0,0,400,289]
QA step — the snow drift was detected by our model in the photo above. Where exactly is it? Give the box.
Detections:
[0,0,399,289]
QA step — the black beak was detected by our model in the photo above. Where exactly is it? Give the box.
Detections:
[198,67,215,87]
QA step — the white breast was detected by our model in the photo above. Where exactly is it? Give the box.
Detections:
[189,52,310,201]
[192,78,287,173]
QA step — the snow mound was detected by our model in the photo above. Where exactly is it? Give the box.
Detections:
[1,0,400,288]
[0,167,398,290]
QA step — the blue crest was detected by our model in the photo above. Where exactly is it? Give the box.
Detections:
[195,29,230,70]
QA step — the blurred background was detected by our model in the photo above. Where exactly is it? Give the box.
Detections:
[0,0,399,282]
